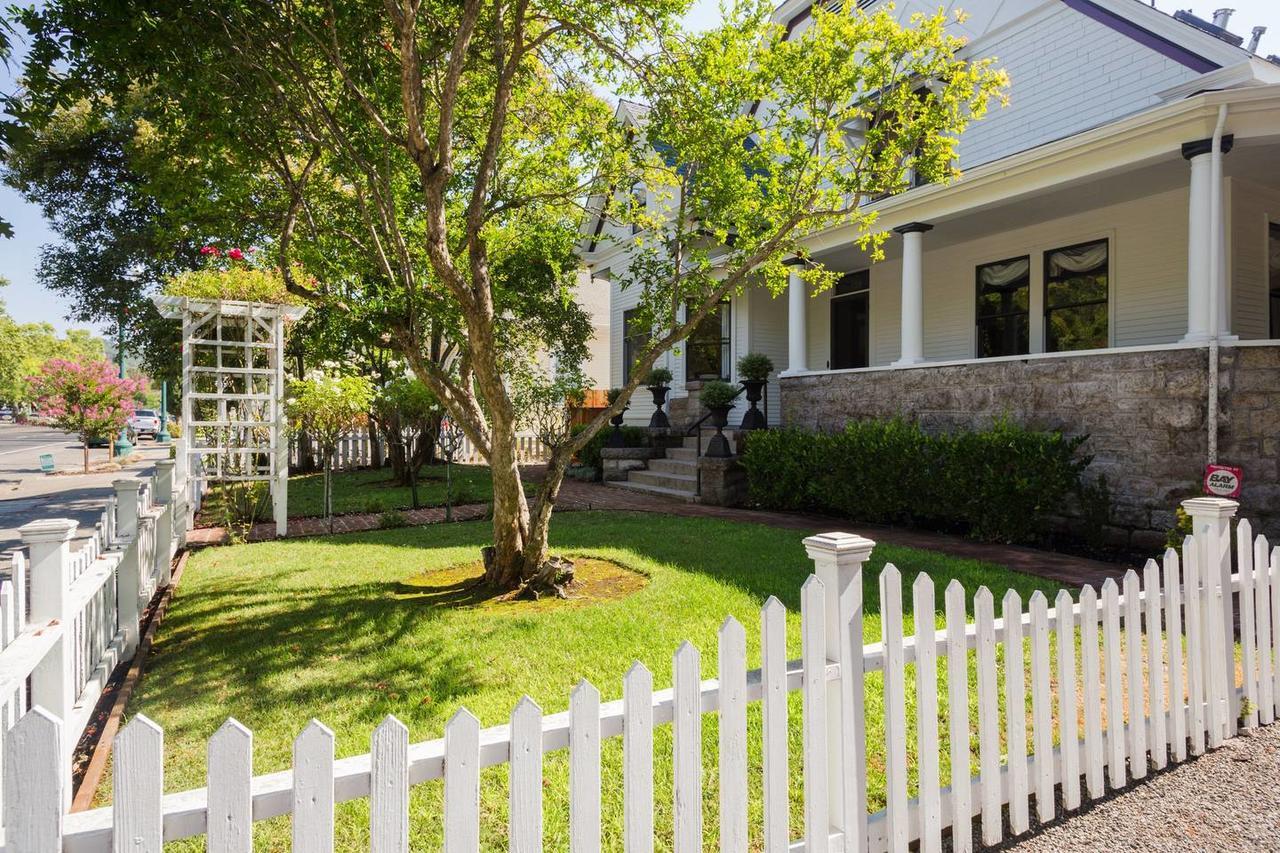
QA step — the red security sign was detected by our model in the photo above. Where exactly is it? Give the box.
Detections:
[1204,464,1243,498]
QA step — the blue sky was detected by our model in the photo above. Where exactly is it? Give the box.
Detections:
[1,0,1277,334]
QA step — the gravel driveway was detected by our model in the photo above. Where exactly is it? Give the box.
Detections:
[1010,722,1280,851]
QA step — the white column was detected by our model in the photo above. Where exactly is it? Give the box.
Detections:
[1183,150,1212,343]
[782,267,808,376]
[804,531,876,847]
[154,458,176,505]
[1182,496,1239,737]
[20,517,78,807]
[892,222,932,367]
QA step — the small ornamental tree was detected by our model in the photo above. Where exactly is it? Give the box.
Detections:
[284,369,375,531]
[30,358,142,471]
[373,377,442,508]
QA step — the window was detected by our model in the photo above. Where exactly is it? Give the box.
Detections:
[1270,223,1280,339]
[622,309,650,384]
[1044,239,1109,352]
[685,300,731,381]
[830,270,870,369]
[975,256,1030,358]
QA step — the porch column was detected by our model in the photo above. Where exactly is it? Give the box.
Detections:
[1181,136,1233,342]
[782,261,808,376]
[892,222,932,367]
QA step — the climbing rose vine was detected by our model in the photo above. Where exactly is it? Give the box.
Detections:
[30,358,142,472]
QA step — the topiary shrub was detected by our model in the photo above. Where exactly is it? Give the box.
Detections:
[645,366,673,387]
[736,352,774,382]
[698,379,738,409]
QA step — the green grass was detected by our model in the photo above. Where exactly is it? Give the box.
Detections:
[203,464,509,520]
[110,512,1063,850]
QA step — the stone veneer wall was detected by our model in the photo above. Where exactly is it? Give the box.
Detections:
[780,344,1280,550]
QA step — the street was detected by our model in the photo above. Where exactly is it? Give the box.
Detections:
[0,424,171,556]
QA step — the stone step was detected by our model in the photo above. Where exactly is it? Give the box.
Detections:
[628,469,699,492]
[648,457,697,475]
[606,479,698,501]
[665,446,698,462]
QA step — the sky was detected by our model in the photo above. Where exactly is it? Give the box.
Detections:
[1,0,1278,335]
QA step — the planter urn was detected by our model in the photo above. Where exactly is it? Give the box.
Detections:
[606,406,629,447]
[705,404,733,457]
[647,385,671,429]
[738,379,767,430]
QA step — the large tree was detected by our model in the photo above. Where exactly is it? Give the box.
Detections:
[15,0,1006,593]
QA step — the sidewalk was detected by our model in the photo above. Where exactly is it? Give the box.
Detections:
[188,471,1130,588]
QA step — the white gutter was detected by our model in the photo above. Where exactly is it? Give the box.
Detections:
[1206,103,1228,466]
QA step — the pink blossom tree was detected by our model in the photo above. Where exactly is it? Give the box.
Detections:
[30,358,142,472]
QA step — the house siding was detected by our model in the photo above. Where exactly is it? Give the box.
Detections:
[955,4,1200,169]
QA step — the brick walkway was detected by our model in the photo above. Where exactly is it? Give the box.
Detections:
[188,471,1131,589]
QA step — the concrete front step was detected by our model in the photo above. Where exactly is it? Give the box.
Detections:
[606,479,698,501]
[665,447,698,462]
[628,469,699,492]
[648,457,697,475]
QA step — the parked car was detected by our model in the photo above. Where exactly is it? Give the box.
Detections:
[0,407,14,423]
[128,409,162,440]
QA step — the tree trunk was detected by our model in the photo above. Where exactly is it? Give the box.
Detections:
[83,439,89,473]
[324,455,334,534]
[482,419,532,590]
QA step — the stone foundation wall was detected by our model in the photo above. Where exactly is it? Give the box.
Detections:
[780,344,1280,548]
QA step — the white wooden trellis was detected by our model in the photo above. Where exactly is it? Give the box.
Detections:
[153,296,308,537]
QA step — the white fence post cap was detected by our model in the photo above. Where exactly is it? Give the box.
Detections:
[154,459,176,471]
[18,518,79,544]
[1180,497,1239,519]
[803,532,875,563]
[113,478,144,493]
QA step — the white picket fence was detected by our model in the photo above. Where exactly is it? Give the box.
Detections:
[290,430,551,471]
[4,497,1276,851]
[0,458,194,826]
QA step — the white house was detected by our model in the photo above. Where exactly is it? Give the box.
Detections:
[584,0,1280,545]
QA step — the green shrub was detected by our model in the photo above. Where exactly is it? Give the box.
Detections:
[736,352,774,382]
[571,423,649,478]
[742,417,1091,544]
[378,509,408,529]
[699,379,738,408]
[645,367,673,387]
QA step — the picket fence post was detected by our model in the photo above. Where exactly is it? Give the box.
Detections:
[1182,497,1239,737]
[18,518,77,809]
[114,478,143,544]
[803,532,875,853]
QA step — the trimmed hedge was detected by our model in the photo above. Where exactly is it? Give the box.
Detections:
[572,423,650,479]
[742,418,1090,543]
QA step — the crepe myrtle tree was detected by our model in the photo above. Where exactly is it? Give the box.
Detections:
[20,0,1006,592]
[29,357,141,472]
[285,369,375,532]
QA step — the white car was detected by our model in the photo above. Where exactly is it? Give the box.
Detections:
[128,409,162,440]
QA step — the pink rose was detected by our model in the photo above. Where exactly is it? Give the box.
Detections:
[228,248,245,261]
[200,245,221,256]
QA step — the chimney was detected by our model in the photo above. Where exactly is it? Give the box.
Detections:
[1247,26,1266,54]
[1211,8,1234,29]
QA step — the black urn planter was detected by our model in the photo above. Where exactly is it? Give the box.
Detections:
[647,385,671,429]
[738,379,767,430]
[705,404,733,457]
[606,407,628,447]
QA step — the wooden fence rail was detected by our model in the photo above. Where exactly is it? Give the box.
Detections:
[5,497,1277,852]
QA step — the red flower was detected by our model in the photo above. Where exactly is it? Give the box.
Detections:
[200,245,221,256]
[227,248,245,261]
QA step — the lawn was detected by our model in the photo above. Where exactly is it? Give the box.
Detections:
[202,463,510,520]
[107,512,1063,850]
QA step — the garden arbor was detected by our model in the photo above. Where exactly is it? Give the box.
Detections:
[153,295,308,536]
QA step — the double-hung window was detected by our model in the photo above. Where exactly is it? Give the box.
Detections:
[685,300,731,381]
[975,256,1030,358]
[622,309,650,384]
[1044,239,1109,352]
[830,270,870,369]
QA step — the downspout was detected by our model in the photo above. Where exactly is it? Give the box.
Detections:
[1206,104,1228,465]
